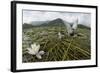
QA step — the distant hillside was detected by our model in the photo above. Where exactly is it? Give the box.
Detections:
[23,23,33,29]
[40,18,65,27]
[30,21,49,26]
[78,24,90,29]
[23,19,90,29]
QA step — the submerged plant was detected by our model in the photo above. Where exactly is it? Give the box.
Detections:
[26,43,45,59]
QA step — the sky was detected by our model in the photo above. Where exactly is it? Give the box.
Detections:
[23,10,91,27]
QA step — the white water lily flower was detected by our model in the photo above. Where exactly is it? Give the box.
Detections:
[26,43,45,59]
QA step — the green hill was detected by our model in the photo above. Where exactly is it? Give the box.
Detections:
[40,18,65,27]
[78,24,90,29]
[23,23,34,29]
[23,18,90,30]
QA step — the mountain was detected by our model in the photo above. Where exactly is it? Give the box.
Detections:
[40,19,90,29]
[23,23,34,29]
[23,18,90,29]
[78,24,90,29]
[40,18,65,27]
[23,18,65,29]
[30,21,50,26]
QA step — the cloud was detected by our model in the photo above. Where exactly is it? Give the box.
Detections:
[23,10,91,27]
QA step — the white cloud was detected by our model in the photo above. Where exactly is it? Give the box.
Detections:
[23,10,91,27]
